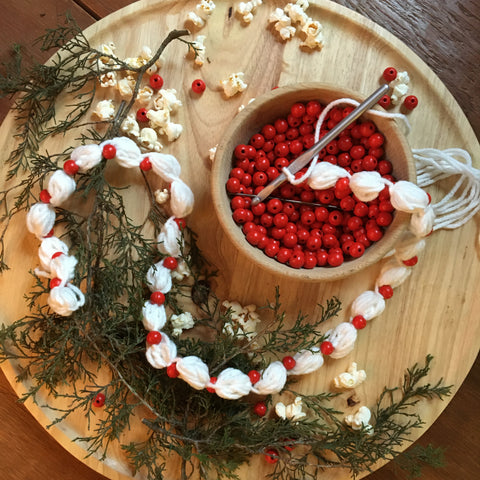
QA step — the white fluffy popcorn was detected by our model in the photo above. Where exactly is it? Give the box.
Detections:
[284,2,309,25]
[332,362,367,389]
[147,108,170,131]
[99,71,117,88]
[220,72,248,97]
[186,0,216,28]
[117,77,134,97]
[154,88,182,112]
[139,128,163,151]
[155,188,170,204]
[137,86,154,103]
[208,145,217,162]
[121,113,140,138]
[275,396,307,422]
[390,71,410,105]
[189,35,206,66]
[222,300,260,339]
[163,122,183,142]
[345,406,374,434]
[92,99,115,120]
[236,1,262,23]
[170,312,195,336]
[300,20,324,49]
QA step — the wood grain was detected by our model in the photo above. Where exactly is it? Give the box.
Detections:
[0,1,478,480]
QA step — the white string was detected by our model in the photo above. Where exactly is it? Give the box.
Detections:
[283,97,411,185]
[413,148,480,230]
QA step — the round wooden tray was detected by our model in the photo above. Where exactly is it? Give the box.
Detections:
[0,1,479,479]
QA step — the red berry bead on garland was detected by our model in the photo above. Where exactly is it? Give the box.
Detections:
[136,108,149,122]
[150,291,165,305]
[320,341,334,355]
[163,256,178,270]
[166,362,180,378]
[146,331,162,345]
[382,66,397,82]
[402,256,418,267]
[174,218,187,229]
[403,95,419,110]
[191,78,206,94]
[248,370,261,384]
[140,157,152,171]
[206,377,217,393]
[102,143,116,159]
[352,315,367,330]
[149,74,164,90]
[253,401,267,417]
[49,277,62,289]
[264,448,279,464]
[378,284,394,299]
[63,159,79,176]
[39,189,51,203]
[282,356,296,370]
[93,392,106,408]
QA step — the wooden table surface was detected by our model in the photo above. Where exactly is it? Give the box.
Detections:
[0,1,478,480]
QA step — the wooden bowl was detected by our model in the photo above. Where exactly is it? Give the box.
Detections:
[211,82,416,282]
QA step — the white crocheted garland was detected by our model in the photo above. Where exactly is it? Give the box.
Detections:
[25,136,194,316]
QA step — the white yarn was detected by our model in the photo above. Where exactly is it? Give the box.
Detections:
[176,356,211,390]
[102,137,142,168]
[70,144,103,172]
[214,368,252,399]
[148,152,182,182]
[157,216,183,257]
[47,284,85,316]
[49,254,78,285]
[389,180,429,212]
[307,162,349,190]
[413,148,480,230]
[252,361,288,395]
[375,259,411,289]
[47,170,76,206]
[170,179,195,218]
[410,206,436,237]
[26,203,56,238]
[38,236,69,271]
[146,333,178,369]
[326,322,357,359]
[142,301,167,331]
[349,171,389,202]
[288,348,324,375]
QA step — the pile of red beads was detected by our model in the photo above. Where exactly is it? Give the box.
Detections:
[226,100,398,269]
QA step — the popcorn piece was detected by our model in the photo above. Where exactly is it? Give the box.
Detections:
[163,122,183,142]
[154,188,170,204]
[284,2,309,25]
[186,11,206,28]
[222,300,260,339]
[170,312,195,336]
[332,362,367,389]
[137,86,154,103]
[220,72,248,97]
[186,0,216,28]
[121,113,140,138]
[154,88,182,112]
[99,72,117,88]
[300,20,324,49]
[117,77,134,97]
[139,128,163,151]
[92,99,115,120]
[189,35,206,66]
[124,56,144,69]
[147,108,170,131]
[171,259,191,281]
[345,406,374,434]
[269,7,296,41]
[140,45,153,61]
[269,7,290,24]
[275,396,307,422]
[98,41,117,65]
[236,1,262,23]
[296,0,310,10]
[390,71,410,105]
[208,145,217,162]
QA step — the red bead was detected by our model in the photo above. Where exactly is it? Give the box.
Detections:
[146,331,162,345]
[149,74,164,90]
[51,252,63,259]
[166,363,179,378]
[163,256,178,270]
[136,108,149,122]
[140,157,152,171]
[264,448,279,464]
[382,67,398,82]
[282,356,296,370]
[378,94,391,108]
[352,315,367,330]
[191,78,206,93]
[49,277,62,289]
[174,218,186,229]
[248,370,261,384]
[150,291,166,305]
[39,189,51,203]
[93,392,106,408]
[403,95,418,110]
[378,284,394,299]
[44,229,54,238]
[327,250,343,267]
[320,341,334,355]
[63,160,79,176]
[402,256,418,267]
[254,401,267,417]
[290,102,306,118]
[206,377,217,393]
[102,143,116,159]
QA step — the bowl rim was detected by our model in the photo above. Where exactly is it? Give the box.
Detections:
[211,82,416,282]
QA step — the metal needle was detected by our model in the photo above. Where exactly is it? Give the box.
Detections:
[250,83,390,206]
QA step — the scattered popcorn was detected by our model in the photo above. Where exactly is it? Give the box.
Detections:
[208,145,217,162]
[390,71,410,105]
[163,122,183,142]
[121,114,140,138]
[139,128,163,151]
[269,8,296,40]
[188,35,206,66]
[140,45,153,62]
[137,86,154,103]
[147,108,170,131]
[300,19,324,49]
[345,406,374,434]
[275,396,307,422]
[186,0,216,28]
[220,72,248,97]
[99,72,117,88]
[117,77,134,97]
[236,1,262,23]
[154,188,170,204]
[170,312,195,336]
[92,99,115,120]
[222,300,260,339]
[332,362,367,389]
[284,2,309,25]
[171,259,191,281]
[154,88,182,112]
[98,41,117,68]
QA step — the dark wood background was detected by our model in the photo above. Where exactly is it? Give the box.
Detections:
[0,1,478,479]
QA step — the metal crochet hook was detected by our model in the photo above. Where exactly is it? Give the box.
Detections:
[250,83,389,206]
